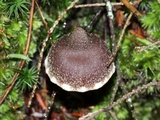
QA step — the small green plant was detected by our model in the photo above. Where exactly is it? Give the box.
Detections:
[2,0,29,18]
[141,1,160,39]
[15,66,39,92]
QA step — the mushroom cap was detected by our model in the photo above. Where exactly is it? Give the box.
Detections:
[45,27,115,92]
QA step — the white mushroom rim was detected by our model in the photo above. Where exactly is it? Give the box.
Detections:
[45,56,115,92]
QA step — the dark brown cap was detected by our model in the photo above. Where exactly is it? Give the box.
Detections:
[45,27,115,92]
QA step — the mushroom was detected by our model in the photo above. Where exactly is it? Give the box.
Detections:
[45,27,115,92]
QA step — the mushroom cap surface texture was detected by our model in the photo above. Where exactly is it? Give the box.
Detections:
[45,27,115,92]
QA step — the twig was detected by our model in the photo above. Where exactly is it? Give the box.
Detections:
[121,0,142,17]
[105,60,121,119]
[120,79,138,120]
[135,40,160,52]
[109,110,118,120]
[106,60,121,120]
[79,81,160,120]
[35,92,47,110]
[113,12,132,58]
[34,0,49,109]
[85,8,103,31]
[106,12,133,68]
[44,92,56,120]
[104,0,115,51]
[27,0,80,107]
[74,2,138,8]
[0,0,35,104]
[104,1,118,119]
[35,0,49,30]
[74,3,123,8]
